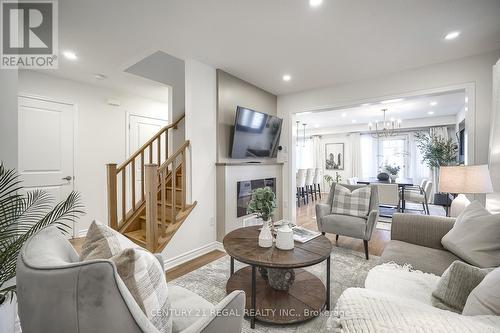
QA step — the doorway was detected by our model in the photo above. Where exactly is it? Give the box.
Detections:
[18,95,76,235]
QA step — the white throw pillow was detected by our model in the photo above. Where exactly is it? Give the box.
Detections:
[111,248,172,333]
[463,266,500,316]
[331,184,372,218]
[80,220,140,260]
[441,201,500,268]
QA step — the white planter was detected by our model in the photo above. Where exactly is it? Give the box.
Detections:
[0,299,16,333]
[258,220,273,248]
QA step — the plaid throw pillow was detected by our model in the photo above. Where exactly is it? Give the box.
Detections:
[111,248,172,333]
[331,184,371,217]
[80,220,140,261]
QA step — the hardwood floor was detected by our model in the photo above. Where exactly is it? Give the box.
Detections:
[296,193,391,257]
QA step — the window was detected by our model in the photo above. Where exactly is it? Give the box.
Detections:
[377,136,409,177]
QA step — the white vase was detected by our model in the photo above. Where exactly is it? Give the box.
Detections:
[276,221,294,250]
[258,220,273,248]
[390,174,398,181]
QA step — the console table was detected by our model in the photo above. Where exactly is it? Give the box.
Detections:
[223,226,332,328]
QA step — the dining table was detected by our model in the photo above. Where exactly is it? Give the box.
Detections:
[356,177,414,212]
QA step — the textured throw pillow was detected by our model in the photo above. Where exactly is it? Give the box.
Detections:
[431,261,489,313]
[331,184,371,217]
[441,201,500,268]
[80,220,140,261]
[111,248,172,333]
[463,266,500,316]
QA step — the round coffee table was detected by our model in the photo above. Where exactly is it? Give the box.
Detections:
[223,226,332,328]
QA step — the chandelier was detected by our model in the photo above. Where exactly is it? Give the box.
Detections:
[368,109,401,138]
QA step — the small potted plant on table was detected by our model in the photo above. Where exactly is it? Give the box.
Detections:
[384,165,401,182]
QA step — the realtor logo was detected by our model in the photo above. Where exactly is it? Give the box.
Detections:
[1,0,58,68]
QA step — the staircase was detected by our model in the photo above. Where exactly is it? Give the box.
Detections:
[106,114,196,252]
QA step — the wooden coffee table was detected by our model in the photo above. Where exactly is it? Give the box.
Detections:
[223,226,332,328]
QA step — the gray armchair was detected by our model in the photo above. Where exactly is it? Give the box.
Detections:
[16,226,245,333]
[316,183,379,259]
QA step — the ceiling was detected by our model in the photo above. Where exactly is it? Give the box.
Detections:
[297,90,466,130]
[50,0,500,98]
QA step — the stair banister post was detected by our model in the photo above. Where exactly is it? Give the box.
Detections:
[145,163,159,251]
[106,163,118,230]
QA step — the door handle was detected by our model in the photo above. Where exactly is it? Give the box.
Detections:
[62,176,72,181]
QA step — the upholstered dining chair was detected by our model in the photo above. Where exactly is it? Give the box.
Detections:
[401,180,433,215]
[313,168,322,200]
[16,227,245,333]
[377,183,400,213]
[296,169,307,206]
[315,183,379,259]
[305,168,315,201]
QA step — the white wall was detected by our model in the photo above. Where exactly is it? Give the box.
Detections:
[0,70,18,170]
[18,71,169,235]
[161,59,217,265]
[279,50,500,221]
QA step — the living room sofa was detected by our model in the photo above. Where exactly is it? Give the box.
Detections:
[380,213,461,275]
[331,213,500,332]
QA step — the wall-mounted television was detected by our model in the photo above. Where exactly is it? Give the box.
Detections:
[230,106,283,158]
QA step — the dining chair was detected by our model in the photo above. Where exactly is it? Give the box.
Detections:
[313,168,322,200]
[401,180,433,215]
[296,169,307,206]
[305,168,315,202]
[377,184,400,215]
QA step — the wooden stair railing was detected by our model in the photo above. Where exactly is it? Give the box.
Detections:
[144,140,191,251]
[106,115,197,252]
[106,114,185,231]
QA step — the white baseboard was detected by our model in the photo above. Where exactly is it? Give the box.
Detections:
[163,241,225,271]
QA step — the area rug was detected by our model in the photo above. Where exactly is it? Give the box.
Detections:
[169,246,380,333]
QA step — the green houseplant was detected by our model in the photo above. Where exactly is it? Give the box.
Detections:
[247,186,277,222]
[414,132,458,203]
[0,163,84,306]
[414,132,458,169]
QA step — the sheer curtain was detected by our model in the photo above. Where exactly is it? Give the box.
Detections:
[296,137,314,169]
[349,133,362,178]
[360,134,377,178]
[409,132,432,188]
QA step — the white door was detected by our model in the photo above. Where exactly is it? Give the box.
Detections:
[128,114,168,203]
[18,95,75,233]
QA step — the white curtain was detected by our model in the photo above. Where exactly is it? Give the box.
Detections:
[430,126,449,140]
[296,137,314,169]
[312,135,322,169]
[360,134,377,178]
[408,132,432,188]
[349,133,362,178]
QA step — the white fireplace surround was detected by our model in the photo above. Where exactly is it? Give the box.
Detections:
[216,162,283,241]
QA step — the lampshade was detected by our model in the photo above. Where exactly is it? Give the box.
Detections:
[439,165,493,194]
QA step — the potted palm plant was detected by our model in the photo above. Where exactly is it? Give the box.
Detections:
[0,163,84,331]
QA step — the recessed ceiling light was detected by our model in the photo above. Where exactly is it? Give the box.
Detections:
[361,103,371,107]
[380,98,404,104]
[63,50,78,60]
[94,73,107,80]
[430,101,437,106]
[297,111,311,116]
[282,74,291,81]
[352,119,357,123]
[341,112,347,117]
[309,0,323,7]
[465,96,468,103]
[444,31,460,40]
[428,111,435,115]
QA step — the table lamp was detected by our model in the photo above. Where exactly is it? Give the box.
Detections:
[439,165,493,217]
